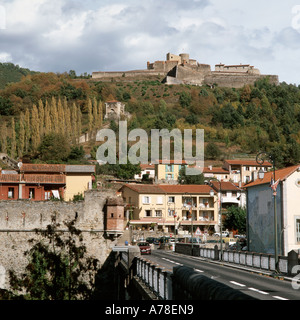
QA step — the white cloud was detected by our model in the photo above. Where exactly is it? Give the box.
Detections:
[0,52,12,62]
[0,0,299,84]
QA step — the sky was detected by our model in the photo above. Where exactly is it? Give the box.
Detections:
[0,0,300,85]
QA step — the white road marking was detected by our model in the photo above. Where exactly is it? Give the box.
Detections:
[162,258,182,265]
[249,287,269,295]
[273,296,289,300]
[195,269,204,273]
[230,281,246,287]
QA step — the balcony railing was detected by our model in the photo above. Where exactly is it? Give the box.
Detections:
[0,174,66,184]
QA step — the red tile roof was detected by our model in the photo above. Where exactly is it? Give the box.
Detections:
[140,163,155,170]
[156,160,189,164]
[121,183,215,195]
[225,160,272,167]
[210,181,242,191]
[19,163,95,174]
[203,167,229,174]
[244,165,300,188]
[159,184,214,194]
[20,164,65,173]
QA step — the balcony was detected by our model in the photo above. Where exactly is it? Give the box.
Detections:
[0,174,66,184]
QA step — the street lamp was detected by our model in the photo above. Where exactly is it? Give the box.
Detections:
[184,192,194,252]
[205,178,223,260]
[256,151,279,273]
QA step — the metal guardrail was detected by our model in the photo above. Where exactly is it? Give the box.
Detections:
[176,243,294,275]
[136,257,173,300]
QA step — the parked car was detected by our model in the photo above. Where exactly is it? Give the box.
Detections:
[213,231,229,237]
[223,237,236,246]
[146,237,156,244]
[153,238,160,245]
[137,242,151,255]
[188,237,202,244]
[158,236,170,243]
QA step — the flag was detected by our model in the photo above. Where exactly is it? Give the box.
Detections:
[270,179,280,196]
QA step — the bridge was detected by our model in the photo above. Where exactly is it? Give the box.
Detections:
[111,243,300,300]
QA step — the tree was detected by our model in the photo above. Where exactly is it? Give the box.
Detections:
[178,167,205,184]
[38,132,70,162]
[114,163,141,179]
[205,142,221,160]
[223,206,246,234]
[179,91,192,108]
[31,104,41,151]
[10,117,17,158]
[8,217,99,300]
[87,98,93,134]
[0,121,8,153]
[18,112,25,157]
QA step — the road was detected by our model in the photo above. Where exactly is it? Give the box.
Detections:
[146,249,300,300]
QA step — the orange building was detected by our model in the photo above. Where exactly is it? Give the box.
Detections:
[0,163,95,201]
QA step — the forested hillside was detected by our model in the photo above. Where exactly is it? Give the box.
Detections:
[0,66,300,169]
[0,62,38,90]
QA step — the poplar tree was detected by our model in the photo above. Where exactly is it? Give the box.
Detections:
[64,105,72,142]
[10,117,17,159]
[24,108,31,153]
[57,98,65,135]
[44,100,51,135]
[0,122,7,153]
[92,97,98,129]
[71,102,78,144]
[77,105,82,139]
[87,98,93,135]
[18,112,25,157]
[38,99,45,137]
[98,100,103,128]
[50,96,59,133]
[31,104,40,151]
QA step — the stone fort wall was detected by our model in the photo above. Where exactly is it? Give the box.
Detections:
[0,189,119,290]
[91,53,279,88]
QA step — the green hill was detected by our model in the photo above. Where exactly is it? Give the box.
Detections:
[0,68,300,168]
[0,62,38,89]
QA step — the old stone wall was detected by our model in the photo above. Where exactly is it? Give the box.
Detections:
[0,189,120,290]
[204,73,279,88]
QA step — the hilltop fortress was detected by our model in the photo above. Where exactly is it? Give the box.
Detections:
[92,53,279,88]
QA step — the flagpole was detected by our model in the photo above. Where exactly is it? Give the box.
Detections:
[273,157,279,272]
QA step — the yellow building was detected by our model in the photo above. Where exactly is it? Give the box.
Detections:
[17,163,95,201]
[154,160,188,182]
[64,165,95,201]
[120,184,218,234]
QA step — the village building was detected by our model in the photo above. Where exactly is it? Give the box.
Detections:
[120,184,218,235]
[244,165,300,256]
[0,163,95,201]
[134,163,155,181]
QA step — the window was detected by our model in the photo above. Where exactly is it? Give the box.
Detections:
[168,209,175,217]
[156,196,163,204]
[165,165,173,172]
[296,218,300,243]
[8,188,14,199]
[166,173,174,180]
[29,188,35,199]
[155,210,162,217]
[232,192,237,197]
[142,196,151,204]
[145,210,151,217]
[168,196,175,203]
[45,191,51,200]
